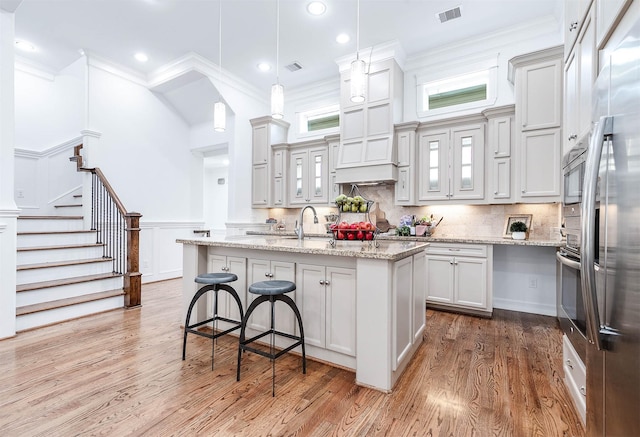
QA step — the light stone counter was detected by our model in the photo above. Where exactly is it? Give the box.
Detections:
[177,234,428,261]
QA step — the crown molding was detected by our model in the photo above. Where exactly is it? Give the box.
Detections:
[85,51,148,87]
[80,129,102,139]
[15,56,56,81]
[335,40,407,72]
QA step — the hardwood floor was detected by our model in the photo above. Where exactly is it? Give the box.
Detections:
[0,278,584,436]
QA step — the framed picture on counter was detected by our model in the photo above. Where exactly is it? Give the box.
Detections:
[503,214,532,238]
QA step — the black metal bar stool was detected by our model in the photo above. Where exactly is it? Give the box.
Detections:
[236,280,306,396]
[183,272,244,369]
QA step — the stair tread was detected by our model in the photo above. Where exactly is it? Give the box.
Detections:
[19,215,83,220]
[16,289,124,316]
[17,257,113,271]
[17,272,122,292]
[18,230,96,236]
[17,242,105,252]
[54,204,83,208]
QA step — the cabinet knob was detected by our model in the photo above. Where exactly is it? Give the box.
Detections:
[566,359,574,370]
[265,272,270,277]
[319,280,325,285]
[494,150,498,155]
[494,191,498,195]
[521,189,526,193]
[580,386,586,396]
[325,280,330,286]
[570,21,578,31]
[450,260,454,265]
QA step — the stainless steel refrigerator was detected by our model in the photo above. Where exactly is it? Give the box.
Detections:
[581,14,640,437]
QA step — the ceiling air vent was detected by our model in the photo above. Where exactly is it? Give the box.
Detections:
[285,61,303,72]
[437,6,462,23]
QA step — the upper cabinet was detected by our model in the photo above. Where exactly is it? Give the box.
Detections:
[483,105,515,203]
[595,0,633,49]
[417,115,486,204]
[509,46,564,203]
[250,117,290,208]
[564,0,593,59]
[288,140,329,206]
[394,122,419,206]
[336,57,404,184]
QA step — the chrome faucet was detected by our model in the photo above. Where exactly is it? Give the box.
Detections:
[295,205,318,240]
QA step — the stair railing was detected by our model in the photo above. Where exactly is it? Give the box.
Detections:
[71,145,142,307]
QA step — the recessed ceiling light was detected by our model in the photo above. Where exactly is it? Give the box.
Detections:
[15,40,36,52]
[336,33,350,44]
[307,1,326,16]
[257,62,271,72]
[134,52,149,62]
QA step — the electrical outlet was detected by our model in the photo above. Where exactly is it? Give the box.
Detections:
[16,190,24,198]
[528,277,538,288]
[143,260,150,269]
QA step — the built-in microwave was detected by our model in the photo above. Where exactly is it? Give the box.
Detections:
[562,143,588,257]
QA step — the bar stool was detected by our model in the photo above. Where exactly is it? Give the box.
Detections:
[236,280,306,396]
[182,272,244,369]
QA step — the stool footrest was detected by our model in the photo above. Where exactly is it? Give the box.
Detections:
[241,340,304,361]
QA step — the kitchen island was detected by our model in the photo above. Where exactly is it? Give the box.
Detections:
[177,235,428,392]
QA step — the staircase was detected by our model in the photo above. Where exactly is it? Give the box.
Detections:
[15,194,125,332]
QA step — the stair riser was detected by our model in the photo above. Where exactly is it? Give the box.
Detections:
[53,206,83,216]
[18,219,84,233]
[16,296,124,332]
[17,246,105,265]
[17,276,123,307]
[17,261,114,286]
[17,232,97,248]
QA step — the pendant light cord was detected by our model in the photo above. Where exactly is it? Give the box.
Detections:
[219,0,222,85]
[276,0,280,85]
[356,0,360,61]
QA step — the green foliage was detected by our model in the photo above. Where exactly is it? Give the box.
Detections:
[509,221,528,232]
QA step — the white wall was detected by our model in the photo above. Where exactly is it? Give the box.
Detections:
[203,161,229,232]
[14,58,84,150]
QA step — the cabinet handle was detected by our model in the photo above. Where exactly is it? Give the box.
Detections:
[450,260,454,265]
[270,273,274,278]
[566,359,574,370]
[319,280,325,285]
[494,150,498,155]
[570,21,578,31]
[522,189,526,194]
[454,261,458,265]
[265,272,270,277]
[494,191,498,195]
[580,386,586,396]
[402,181,405,189]
[568,134,578,141]
[448,248,460,251]
[325,280,330,286]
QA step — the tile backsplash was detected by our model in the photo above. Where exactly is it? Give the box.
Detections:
[268,184,561,240]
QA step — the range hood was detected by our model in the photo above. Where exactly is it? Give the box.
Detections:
[333,130,399,185]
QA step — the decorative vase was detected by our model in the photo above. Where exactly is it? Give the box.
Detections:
[512,231,526,240]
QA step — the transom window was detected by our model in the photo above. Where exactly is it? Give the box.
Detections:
[297,104,340,137]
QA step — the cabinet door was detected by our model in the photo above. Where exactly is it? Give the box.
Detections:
[396,130,414,166]
[491,158,511,200]
[308,147,328,203]
[451,125,484,200]
[564,50,579,155]
[418,131,450,201]
[325,266,357,357]
[393,256,413,370]
[289,150,308,205]
[329,173,340,204]
[271,261,296,335]
[208,255,229,318]
[454,257,487,309]
[226,256,247,322]
[412,251,426,344]
[252,124,269,165]
[297,263,326,349]
[272,177,284,206]
[577,9,595,141]
[519,128,561,199]
[246,258,272,331]
[490,116,512,158]
[252,164,269,206]
[273,149,284,178]
[520,59,562,131]
[425,256,454,304]
[596,0,632,48]
[395,167,411,203]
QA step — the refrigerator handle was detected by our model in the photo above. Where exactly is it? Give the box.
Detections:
[581,115,613,351]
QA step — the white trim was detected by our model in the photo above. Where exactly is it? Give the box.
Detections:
[15,56,56,81]
[80,129,102,139]
[14,136,82,158]
[493,297,556,316]
[0,223,6,232]
[86,51,148,87]
[0,209,20,218]
[335,40,407,73]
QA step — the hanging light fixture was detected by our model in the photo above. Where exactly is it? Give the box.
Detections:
[213,0,226,132]
[271,0,284,119]
[350,0,366,103]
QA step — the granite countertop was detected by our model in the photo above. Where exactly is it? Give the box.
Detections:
[177,234,428,261]
[245,230,563,248]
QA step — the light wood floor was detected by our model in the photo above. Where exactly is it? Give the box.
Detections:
[0,278,585,437]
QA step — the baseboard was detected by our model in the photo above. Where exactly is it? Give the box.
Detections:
[493,297,556,316]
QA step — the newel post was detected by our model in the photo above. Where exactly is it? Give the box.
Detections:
[124,212,142,307]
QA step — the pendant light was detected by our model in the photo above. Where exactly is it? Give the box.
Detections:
[213,0,226,132]
[350,0,366,103]
[271,0,284,119]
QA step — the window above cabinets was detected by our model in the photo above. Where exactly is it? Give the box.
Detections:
[297,104,340,138]
[417,61,498,118]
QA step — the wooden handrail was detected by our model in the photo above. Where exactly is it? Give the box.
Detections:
[70,144,142,307]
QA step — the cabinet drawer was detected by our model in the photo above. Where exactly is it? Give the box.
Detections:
[562,334,586,423]
[426,243,488,258]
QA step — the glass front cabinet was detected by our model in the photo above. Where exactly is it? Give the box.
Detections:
[289,142,329,205]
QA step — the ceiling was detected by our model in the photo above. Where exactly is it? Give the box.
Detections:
[7,0,563,97]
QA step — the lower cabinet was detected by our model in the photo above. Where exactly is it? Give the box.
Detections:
[246,258,296,335]
[297,263,356,357]
[207,255,247,323]
[563,334,586,424]
[425,243,493,315]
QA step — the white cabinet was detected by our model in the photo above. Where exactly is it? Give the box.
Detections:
[289,142,329,205]
[564,0,593,59]
[327,134,342,203]
[297,263,356,357]
[596,0,633,49]
[271,144,288,207]
[563,335,586,424]
[425,243,492,316]
[564,4,595,155]
[417,121,485,203]
[394,122,419,205]
[250,116,290,208]
[510,46,563,203]
[207,255,247,324]
[484,105,515,203]
[246,259,296,334]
